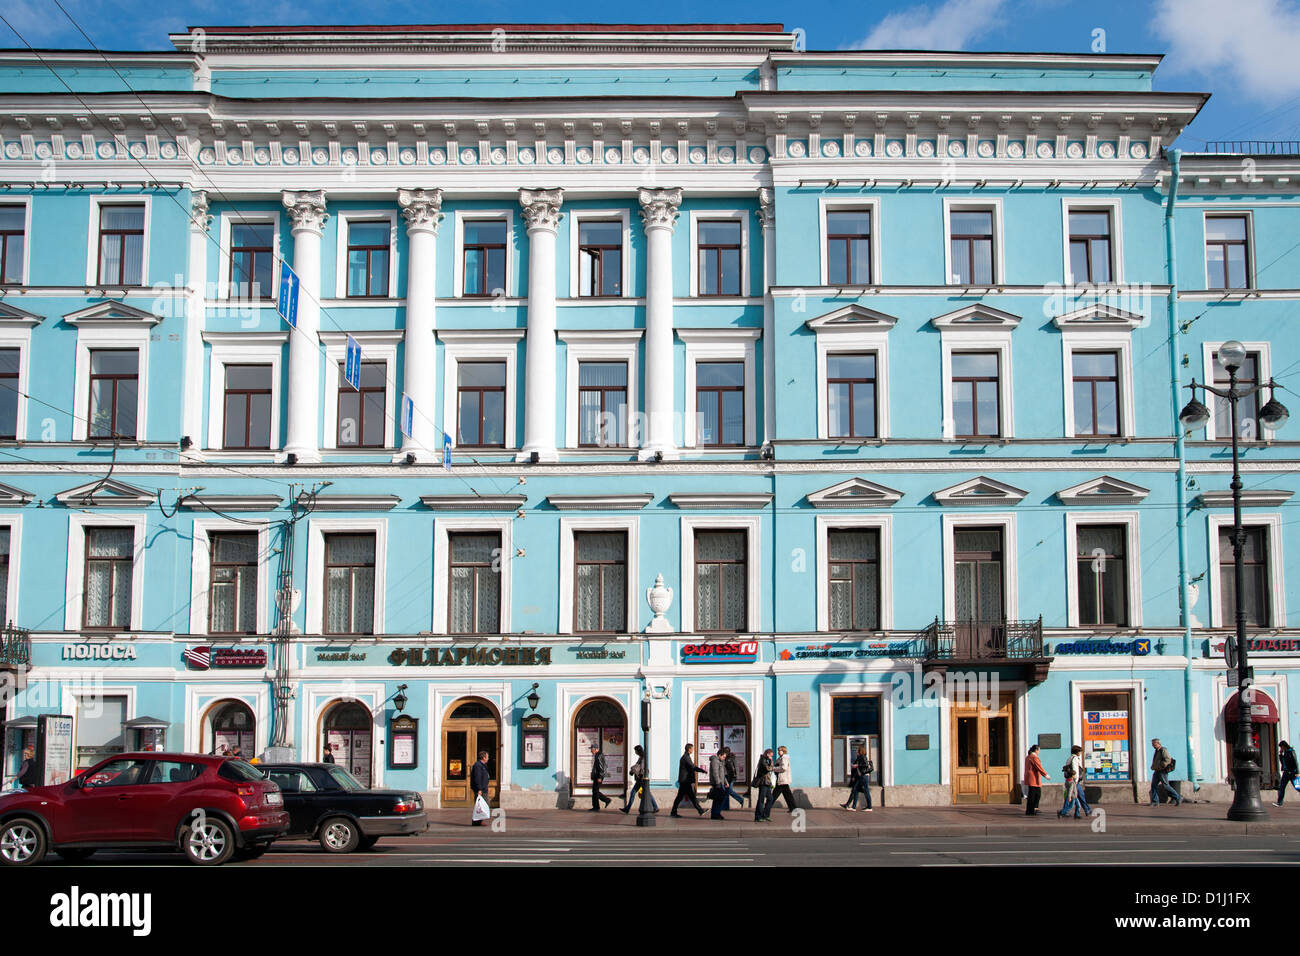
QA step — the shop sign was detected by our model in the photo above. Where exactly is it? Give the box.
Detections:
[1049,638,1151,656]
[779,641,915,661]
[1082,710,1130,780]
[388,646,553,667]
[1209,637,1300,656]
[567,647,629,660]
[61,644,137,661]
[680,641,758,664]
[315,650,368,662]
[182,646,268,670]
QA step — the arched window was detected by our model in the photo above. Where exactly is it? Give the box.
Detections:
[209,700,255,757]
[572,698,627,791]
[323,700,373,787]
[695,696,750,788]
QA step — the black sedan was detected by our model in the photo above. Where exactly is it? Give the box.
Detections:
[258,763,428,853]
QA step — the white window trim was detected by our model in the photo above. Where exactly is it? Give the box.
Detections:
[73,324,150,442]
[65,512,147,632]
[0,514,21,626]
[941,512,1018,622]
[432,516,513,635]
[452,209,516,298]
[818,196,882,287]
[678,327,760,448]
[303,684,387,788]
[439,329,523,450]
[1068,678,1147,784]
[62,685,136,765]
[679,515,762,635]
[86,195,150,287]
[942,198,1004,286]
[1061,331,1136,439]
[1202,209,1256,291]
[188,518,272,635]
[815,514,893,632]
[559,330,641,448]
[818,683,895,788]
[558,516,641,634]
[568,209,631,298]
[1064,511,1143,628]
[184,686,270,755]
[689,209,751,298]
[0,324,33,440]
[814,328,891,441]
[1201,341,1274,441]
[1212,675,1288,785]
[1061,198,1125,286]
[0,196,32,285]
[203,332,287,451]
[217,210,282,301]
[334,210,399,299]
[306,518,388,636]
[938,329,1014,440]
[1206,512,1284,629]
[320,331,401,450]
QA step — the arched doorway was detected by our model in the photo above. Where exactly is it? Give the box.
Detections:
[694,695,751,793]
[207,700,255,757]
[1224,689,1281,790]
[571,698,627,799]
[322,700,374,787]
[441,697,501,808]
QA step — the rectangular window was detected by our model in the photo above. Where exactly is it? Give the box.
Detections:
[463,220,507,297]
[97,204,145,286]
[1068,211,1113,284]
[0,348,19,440]
[337,361,386,448]
[578,221,623,296]
[1212,350,1260,439]
[827,353,876,439]
[574,531,627,633]
[696,361,745,447]
[0,528,11,626]
[222,364,272,450]
[456,362,506,447]
[323,533,376,635]
[826,211,872,285]
[1076,524,1128,627]
[88,349,139,440]
[951,352,1000,439]
[448,532,501,634]
[1071,351,1120,438]
[83,527,133,629]
[698,221,742,296]
[830,695,880,787]
[346,221,390,297]
[694,530,747,633]
[209,532,258,635]
[1206,216,1250,290]
[75,694,126,769]
[1219,526,1269,627]
[1080,691,1133,781]
[828,529,880,631]
[229,223,274,299]
[578,361,627,447]
[949,210,994,285]
[0,205,25,284]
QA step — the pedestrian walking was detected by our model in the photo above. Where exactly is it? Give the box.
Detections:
[17,745,37,789]
[707,747,728,819]
[322,742,335,764]
[1274,740,1299,807]
[470,750,491,826]
[841,744,874,811]
[1058,745,1087,818]
[720,747,746,809]
[669,743,707,817]
[752,748,775,822]
[769,745,796,812]
[1023,744,1048,815]
[1148,738,1183,806]
[622,744,658,814]
[588,744,613,811]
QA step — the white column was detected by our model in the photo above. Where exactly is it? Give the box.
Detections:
[182,190,210,449]
[396,187,444,462]
[757,188,776,448]
[518,187,564,463]
[281,189,328,464]
[638,187,682,461]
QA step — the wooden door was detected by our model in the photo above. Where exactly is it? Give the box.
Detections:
[441,720,500,808]
[951,694,1016,804]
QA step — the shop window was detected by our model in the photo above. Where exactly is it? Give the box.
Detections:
[210,700,255,756]
[324,701,373,788]
[830,695,880,787]
[75,693,126,769]
[695,696,749,787]
[573,698,627,791]
[1079,691,1132,781]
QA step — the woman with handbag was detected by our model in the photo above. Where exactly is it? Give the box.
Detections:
[1058,745,1085,819]
[621,744,658,814]
[841,744,874,811]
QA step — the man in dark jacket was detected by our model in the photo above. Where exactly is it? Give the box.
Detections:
[469,750,491,826]
[588,744,612,811]
[670,743,706,817]
[752,748,775,822]
[708,747,727,819]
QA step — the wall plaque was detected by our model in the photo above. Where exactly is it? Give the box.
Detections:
[786,692,811,728]
[905,734,930,751]
[1038,733,1062,751]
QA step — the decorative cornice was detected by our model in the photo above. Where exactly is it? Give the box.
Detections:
[298,493,400,511]
[63,300,163,326]
[668,492,773,509]
[0,481,33,507]
[0,302,44,326]
[805,303,898,332]
[930,303,1022,331]
[1054,475,1150,506]
[397,186,444,235]
[1194,489,1294,509]
[281,188,328,234]
[180,493,283,512]
[55,478,156,508]
[805,477,902,509]
[419,493,528,511]
[519,187,564,232]
[1051,303,1144,331]
[546,493,654,510]
[637,186,684,231]
[932,475,1028,506]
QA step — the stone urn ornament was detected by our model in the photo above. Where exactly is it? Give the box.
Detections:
[645,574,674,633]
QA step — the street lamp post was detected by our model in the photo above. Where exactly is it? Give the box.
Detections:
[1179,340,1290,821]
[637,692,655,827]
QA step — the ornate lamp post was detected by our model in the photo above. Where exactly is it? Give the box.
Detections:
[1179,340,1290,821]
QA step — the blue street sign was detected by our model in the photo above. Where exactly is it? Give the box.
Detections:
[443,432,452,471]
[277,262,299,329]
[400,393,414,438]
[344,335,361,391]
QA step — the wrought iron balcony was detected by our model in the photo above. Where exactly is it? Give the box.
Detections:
[0,623,30,668]
[917,616,1045,662]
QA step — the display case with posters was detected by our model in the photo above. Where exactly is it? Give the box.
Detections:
[388,715,418,769]
[1081,702,1132,781]
[37,714,74,786]
[521,715,549,768]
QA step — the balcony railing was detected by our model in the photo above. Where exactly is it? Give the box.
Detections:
[0,623,30,667]
[916,616,1044,661]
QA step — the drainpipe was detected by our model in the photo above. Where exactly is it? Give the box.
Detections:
[1165,148,1200,791]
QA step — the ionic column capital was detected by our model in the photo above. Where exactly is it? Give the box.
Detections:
[638,187,683,231]
[398,187,445,236]
[519,187,565,233]
[281,189,329,235]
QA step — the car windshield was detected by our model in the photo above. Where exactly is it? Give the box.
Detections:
[217,759,266,782]
[324,766,365,791]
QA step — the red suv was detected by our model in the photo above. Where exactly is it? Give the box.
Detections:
[0,752,288,866]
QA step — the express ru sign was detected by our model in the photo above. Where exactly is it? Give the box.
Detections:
[681,641,759,664]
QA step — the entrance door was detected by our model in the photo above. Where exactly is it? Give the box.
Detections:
[441,698,501,808]
[953,528,1004,657]
[694,696,751,793]
[951,693,1015,804]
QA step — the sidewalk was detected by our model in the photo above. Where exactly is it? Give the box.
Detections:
[420,799,1300,838]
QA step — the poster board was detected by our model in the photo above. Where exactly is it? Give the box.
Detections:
[38,715,74,787]
[1082,710,1131,780]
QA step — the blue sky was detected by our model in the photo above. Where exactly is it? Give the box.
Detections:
[5,0,1300,146]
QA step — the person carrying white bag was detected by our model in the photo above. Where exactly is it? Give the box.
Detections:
[470,750,492,826]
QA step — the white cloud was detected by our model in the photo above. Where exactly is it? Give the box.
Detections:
[1153,0,1300,102]
[858,0,1008,50]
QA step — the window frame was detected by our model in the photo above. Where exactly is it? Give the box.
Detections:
[1207,513,1284,629]
[221,215,279,301]
[432,517,512,635]
[89,199,149,287]
[453,212,514,299]
[305,518,387,636]
[568,210,631,299]
[949,350,1002,440]
[818,199,880,287]
[68,306,158,443]
[203,332,286,453]
[440,330,522,451]
[86,348,140,441]
[219,363,273,451]
[679,515,761,635]
[189,519,271,636]
[206,531,262,636]
[688,210,751,299]
[0,516,21,627]
[808,307,895,442]
[1064,512,1142,628]
[558,516,640,635]
[942,199,1004,286]
[933,307,1018,441]
[560,331,641,450]
[320,332,400,451]
[321,531,378,636]
[1061,200,1125,286]
[940,513,1018,623]
[816,514,892,632]
[1203,211,1254,291]
[0,198,31,286]
[334,211,398,300]
[65,513,145,633]
[571,530,629,635]
[678,328,760,449]
[446,530,503,636]
[1200,341,1273,443]
[455,361,509,449]
[694,360,747,448]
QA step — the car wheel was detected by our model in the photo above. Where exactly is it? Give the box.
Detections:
[0,819,47,866]
[54,848,96,862]
[357,836,380,851]
[318,817,360,853]
[181,816,235,866]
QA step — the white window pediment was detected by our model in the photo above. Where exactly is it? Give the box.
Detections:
[0,482,33,507]
[804,304,899,333]
[1051,304,1144,331]
[1195,489,1294,509]
[56,478,155,508]
[0,303,43,327]
[805,477,903,509]
[63,300,162,326]
[1055,475,1150,506]
[930,303,1021,331]
[933,475,1027,506]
